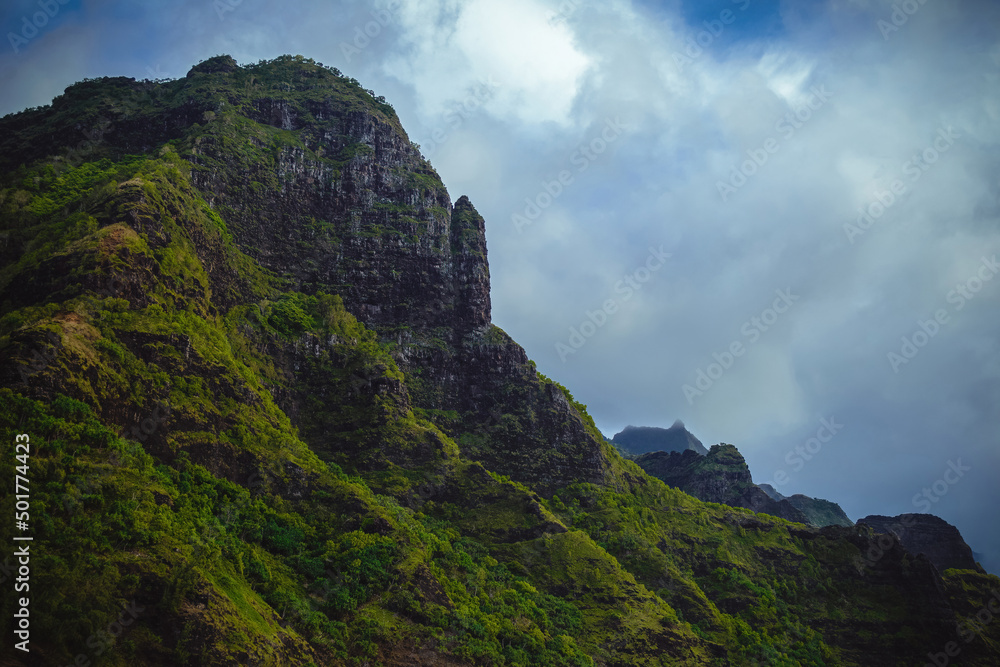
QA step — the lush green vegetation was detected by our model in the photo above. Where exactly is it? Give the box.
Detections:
[2,55,999,666]
[0,390,606,665]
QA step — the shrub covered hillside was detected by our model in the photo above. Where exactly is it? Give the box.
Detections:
[1,55,999,666]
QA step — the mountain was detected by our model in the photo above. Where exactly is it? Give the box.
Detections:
[859,514,983,573]
[634,443,854,529]
[1,54,999,666]
[785,495,854,528]
[759,482,786,500]
[612,420,709,455]
[635,444,806,523]
[760,484,853,528]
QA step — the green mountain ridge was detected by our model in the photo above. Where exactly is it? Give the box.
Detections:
[1,54,998,666]
[634,442,853,529]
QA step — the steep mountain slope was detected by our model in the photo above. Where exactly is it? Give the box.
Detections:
[1,55,999,666]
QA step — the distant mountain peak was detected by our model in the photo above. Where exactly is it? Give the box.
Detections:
[186,54,238,76]
[758,483,786,501]
[636,442,854,528]
[612,422,708,456]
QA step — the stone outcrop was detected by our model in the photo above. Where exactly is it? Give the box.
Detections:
[637,443,854,528]
[0,55,611,494]
[858,514,982,573]
[636,445,808,523]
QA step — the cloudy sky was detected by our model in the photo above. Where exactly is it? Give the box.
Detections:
[3,0,999,573]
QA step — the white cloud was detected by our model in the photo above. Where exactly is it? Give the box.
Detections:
[755,50,815,108]
[385,0,591,126]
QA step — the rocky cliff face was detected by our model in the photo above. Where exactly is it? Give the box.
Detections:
[2,55,999,667]
[859,514,982,573]
[0,54,610,493]
[174,56,609,492]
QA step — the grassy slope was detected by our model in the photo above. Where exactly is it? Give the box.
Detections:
[1,57,999,666]
[0,149,690,665]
